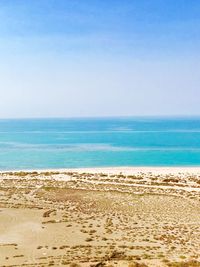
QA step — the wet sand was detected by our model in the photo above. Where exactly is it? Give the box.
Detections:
[1,168,200,267]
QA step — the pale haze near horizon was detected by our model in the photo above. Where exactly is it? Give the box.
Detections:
[0,0,200,118]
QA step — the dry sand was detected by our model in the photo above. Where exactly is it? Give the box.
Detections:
[1,167,200,267]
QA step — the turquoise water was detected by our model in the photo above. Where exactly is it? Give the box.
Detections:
[0,117,200,170]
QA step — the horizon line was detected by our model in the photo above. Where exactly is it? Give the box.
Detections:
[0,115,200,120]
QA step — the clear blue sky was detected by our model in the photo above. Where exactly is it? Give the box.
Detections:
[0,0,200,118]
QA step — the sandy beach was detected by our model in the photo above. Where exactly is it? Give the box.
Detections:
[1,167,200,267]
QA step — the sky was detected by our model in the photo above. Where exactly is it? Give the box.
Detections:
[0,0,200,118]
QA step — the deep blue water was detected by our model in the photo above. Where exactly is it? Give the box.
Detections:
[0,117,200,170]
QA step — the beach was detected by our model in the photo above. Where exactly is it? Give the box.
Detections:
[1,167,200,267]
[1,0,200,265]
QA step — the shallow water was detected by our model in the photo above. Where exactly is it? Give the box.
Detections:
[0,117,200,170]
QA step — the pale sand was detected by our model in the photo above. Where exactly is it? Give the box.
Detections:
[63,166,200,174]
[1,168,200,267]
[2,166,200,176]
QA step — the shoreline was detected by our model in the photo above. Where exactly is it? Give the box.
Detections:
[2,166,200,174]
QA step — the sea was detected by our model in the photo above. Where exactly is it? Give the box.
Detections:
[0,117,200,170]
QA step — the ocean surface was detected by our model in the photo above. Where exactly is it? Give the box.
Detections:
[0,117,200,170]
